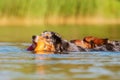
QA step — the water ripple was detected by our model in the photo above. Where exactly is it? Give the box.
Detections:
[0,42,120,80]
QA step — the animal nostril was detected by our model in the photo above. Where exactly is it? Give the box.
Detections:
[32,35,36,39]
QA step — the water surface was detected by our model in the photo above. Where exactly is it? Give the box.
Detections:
[0,42,120,80]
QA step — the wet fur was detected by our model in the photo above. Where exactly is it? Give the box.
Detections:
[41,31,86,53]
[70,36,109,49]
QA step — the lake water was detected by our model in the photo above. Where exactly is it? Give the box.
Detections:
[0,42,120,80]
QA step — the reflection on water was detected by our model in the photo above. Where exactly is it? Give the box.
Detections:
[0,42,120,80]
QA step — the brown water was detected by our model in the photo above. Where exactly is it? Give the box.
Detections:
[0,42,120,80]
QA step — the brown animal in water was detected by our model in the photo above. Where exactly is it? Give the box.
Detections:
[70,36,108,49]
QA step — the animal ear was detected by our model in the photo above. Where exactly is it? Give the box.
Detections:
[52,32,61,39]
[55,33,61,38]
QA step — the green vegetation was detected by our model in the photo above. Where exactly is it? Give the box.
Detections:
[0,0,120,18]
[0,25,120,42]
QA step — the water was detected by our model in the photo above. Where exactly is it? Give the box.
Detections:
[0,42,120,80]
[0,25,120,42]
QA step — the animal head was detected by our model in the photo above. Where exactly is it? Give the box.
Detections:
[32,35,55,54]
[40,31,63,52]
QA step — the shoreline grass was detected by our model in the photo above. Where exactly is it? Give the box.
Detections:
[0,0,120,21]
[0,0,120,25]
[0,17,120,26]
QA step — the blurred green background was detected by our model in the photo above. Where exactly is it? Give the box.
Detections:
[0,0,120,42]
[0,0,120,18]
